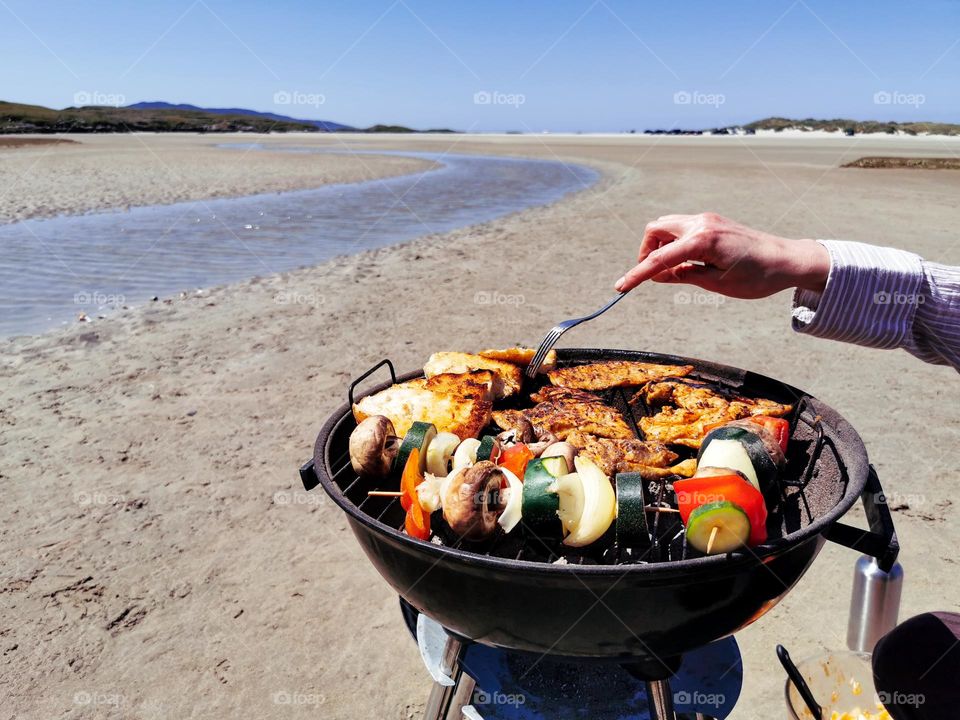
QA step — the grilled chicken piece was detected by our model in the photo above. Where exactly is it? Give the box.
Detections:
[491,390,634,441]
[528,385,604,405]
[424,352,524,400]
[634,378,793,448]
[565,431,697,479]
[478,347,558,373]
[547,360,694,391]
[353,370,494,440]
[640,378,793,416]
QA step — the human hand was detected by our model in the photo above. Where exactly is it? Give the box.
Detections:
[614,213,830,299]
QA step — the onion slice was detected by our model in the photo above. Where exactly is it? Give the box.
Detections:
[563,456,617,547]
[497,467,524,533]
[426,432,461,477]
[452,438,482,471]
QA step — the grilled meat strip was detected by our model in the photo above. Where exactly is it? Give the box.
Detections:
[565,431,697,479]
[634,377,793,448]
[528,385,604,405]
[547,360,693,391]
[492,387,634,441]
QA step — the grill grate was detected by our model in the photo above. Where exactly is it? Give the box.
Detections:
[326,364,841,567]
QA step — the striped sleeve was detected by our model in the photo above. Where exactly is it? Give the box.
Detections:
[791,240,960,372]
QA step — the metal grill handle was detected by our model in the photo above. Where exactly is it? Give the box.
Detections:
[300,359,398,493]
[824,465,899,572]
[348,358,397,408]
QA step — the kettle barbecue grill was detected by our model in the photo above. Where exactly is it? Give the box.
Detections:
[299,349,900,719]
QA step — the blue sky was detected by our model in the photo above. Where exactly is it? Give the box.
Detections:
[1,0,957,131]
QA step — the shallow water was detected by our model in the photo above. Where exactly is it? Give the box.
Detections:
[0,148,597,337]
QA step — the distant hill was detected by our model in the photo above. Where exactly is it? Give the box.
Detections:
[0,100,323,134]
[742,116,960,136]
[125,101,354,132]
[0,100,454,134]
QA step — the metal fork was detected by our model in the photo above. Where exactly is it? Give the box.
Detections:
[526,292,628,378]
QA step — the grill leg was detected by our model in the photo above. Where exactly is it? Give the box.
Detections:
[423,635,465,720]
[445,672,476,720]
[645,678,677,720]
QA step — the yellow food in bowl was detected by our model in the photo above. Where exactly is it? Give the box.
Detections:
[829,707,891,720]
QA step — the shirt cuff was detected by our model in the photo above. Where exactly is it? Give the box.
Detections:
[791,240,925,349]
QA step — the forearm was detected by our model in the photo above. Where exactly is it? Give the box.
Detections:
[791,240,960,371]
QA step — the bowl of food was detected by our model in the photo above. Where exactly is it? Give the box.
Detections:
[785,650,891,720]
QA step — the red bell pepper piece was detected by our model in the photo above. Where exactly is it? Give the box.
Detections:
[399,448,431,539]
[399,448,423,512]
[498,443,534,481]
[405,499,431,540]
[703,415,791,454]
[743,416,790,454]
[674,473,768,546]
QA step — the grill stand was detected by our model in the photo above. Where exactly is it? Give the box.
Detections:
[622,657,683,720]
[644,680,676,719]
[420,615,477,720]
[411,607,735,719]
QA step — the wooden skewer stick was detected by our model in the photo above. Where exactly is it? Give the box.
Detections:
[644,505,680,514]
[367,490,404,497]
[706,526,720,554]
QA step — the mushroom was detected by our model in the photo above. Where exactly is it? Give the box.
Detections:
[442,461,504,540]
[539,441,577,474]
[528,430,560,457]
[349,416,401,478]
[497,415,535,445]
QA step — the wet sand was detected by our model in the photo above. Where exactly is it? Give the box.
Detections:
[2,132,960,719]
[0,133,433,223]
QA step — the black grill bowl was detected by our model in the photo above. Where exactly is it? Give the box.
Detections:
[308,349,877,661]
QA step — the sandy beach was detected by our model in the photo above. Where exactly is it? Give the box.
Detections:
[0,134,434,223]
[3,132,960,720]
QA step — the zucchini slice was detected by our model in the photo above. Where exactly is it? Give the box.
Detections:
[698,426,779,489]
[615,472,648,547]
[522,472,560,534]
[521,456,568,534]
[686,501,751,554]
[394,421,437,475]
[426,432,461,477]
[476,435,500,463]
